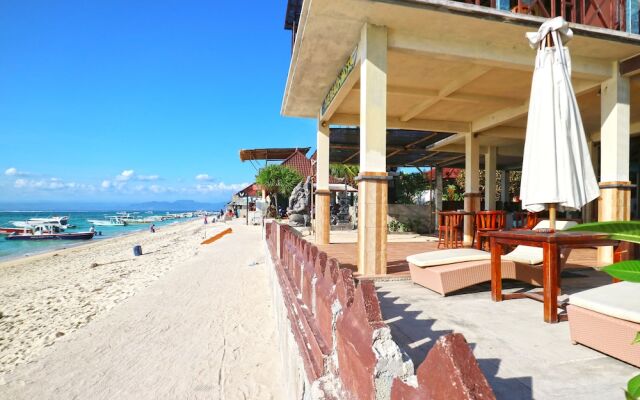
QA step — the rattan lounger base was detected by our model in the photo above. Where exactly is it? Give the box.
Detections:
[408,259,544,296]
[567,305,640,368]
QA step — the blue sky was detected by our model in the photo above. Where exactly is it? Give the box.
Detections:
[0,1,315,203]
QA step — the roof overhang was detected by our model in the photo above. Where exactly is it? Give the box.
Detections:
[239,147,310,162]
[282,0,640,140]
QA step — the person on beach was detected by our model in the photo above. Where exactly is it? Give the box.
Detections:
[204,215,208,225]
[149,223,156,233]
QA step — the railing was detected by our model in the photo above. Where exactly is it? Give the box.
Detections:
[462,0,635,32]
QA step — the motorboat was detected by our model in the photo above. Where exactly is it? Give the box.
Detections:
[11,216,70,230]
[0,226,33,235]
[87,216,128,226]
[5,224,95,241]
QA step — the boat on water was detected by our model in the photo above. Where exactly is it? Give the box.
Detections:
[11,216,70,230]
[0,227,33,235]
[5,224,95,241]
[87,216,128,226]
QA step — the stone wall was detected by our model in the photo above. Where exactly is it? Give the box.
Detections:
[264,222,495,400]
[387,204,434,233]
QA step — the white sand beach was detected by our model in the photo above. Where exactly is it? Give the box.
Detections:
[0,219,284,399]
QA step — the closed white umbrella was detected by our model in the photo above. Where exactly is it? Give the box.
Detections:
[519,17,600,229]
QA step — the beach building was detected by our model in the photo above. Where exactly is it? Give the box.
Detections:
[283,0,640,274]
[262,0,640,398]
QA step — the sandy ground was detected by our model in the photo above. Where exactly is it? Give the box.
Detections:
[0,220,285,399]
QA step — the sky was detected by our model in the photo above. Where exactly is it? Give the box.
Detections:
[0,1,315,204]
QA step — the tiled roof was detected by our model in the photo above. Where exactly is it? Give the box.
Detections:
[424,168,461,181]
[281,150,314,177]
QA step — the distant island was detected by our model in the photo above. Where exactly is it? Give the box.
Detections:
[0,200,227,212]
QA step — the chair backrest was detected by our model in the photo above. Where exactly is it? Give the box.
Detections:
[444,213,465,228]
[475,211,506,230]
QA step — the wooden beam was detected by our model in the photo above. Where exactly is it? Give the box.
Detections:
[478,126,526,140]
[438,154,466,166]
[354,85,522,106]
[409,151,441,165]
[425,133,466,151]
[386,132,439,158]
[343,151,359,163]
[472,80,601,132]
[330,113,470,133]
[388,31,612,80]
[400,66,491,122]
[620,53,640,77]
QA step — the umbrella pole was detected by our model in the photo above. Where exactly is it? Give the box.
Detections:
[548,203,557,231]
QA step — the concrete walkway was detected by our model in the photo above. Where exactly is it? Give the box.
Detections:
[0,224,285,400]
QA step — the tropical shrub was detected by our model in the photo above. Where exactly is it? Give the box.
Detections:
[255,165,303,216]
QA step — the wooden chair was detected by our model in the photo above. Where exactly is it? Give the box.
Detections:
[444,213,465,249]
[474,211,506,250]
[513,211,539,229]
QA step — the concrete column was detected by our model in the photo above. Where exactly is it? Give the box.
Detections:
[500,170,509,204]
[435,167,443,228]
[464,134,481,245]
[484,146,497,211]
[598,64,632,263]
[357,23,388,277]
[315,119,331,245]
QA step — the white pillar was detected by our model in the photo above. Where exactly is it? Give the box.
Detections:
[315,119,331,244]
[357,23,388,276]
[464,133,480,245]
[484,146,497,210]
[598,63,631,263]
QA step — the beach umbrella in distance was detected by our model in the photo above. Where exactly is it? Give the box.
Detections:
[519,17,600,230]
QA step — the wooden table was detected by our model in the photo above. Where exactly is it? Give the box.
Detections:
[439,211,474,248]
[488,230,625,324]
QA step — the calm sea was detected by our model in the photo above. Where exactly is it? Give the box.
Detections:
[0,211,191,261]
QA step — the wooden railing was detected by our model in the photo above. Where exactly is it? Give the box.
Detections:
[463,0,631,32]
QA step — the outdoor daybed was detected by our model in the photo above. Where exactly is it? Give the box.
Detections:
[406,220,577,296]
[567,281,640,367]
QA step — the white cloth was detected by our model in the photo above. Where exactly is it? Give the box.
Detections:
[520,18,600,213]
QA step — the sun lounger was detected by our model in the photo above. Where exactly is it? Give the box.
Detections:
[567,282,640,367]
[406,220,576,296]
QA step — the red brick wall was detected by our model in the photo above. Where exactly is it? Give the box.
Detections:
[265,222,495,400]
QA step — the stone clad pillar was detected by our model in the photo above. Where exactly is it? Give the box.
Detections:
[315,119,331,245]
[484,146,497,211]
[598,64,632,263]
[357,23,388,277]
[464,134,481,246]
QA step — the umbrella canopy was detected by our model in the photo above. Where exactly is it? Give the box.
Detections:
[520,17,600,213]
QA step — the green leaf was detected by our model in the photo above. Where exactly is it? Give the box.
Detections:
[602,261,640,283]
[628,374,640,399]
[566,221,640,244]
[633,332,640,346]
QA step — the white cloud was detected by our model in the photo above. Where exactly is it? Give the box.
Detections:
[5,167,29,177]
[116,169,135,181]
[195,173,212,181]
[195,182,248,193]
[101,180,111,189]
[138,175,159,181]
[14,177,91,191]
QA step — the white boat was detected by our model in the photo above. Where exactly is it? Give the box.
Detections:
[12,216,69,230]
[87,216,128,226]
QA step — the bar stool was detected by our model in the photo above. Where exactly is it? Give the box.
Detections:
[474,211,506,250]
[445,213,465,249]
[437,212,447,249]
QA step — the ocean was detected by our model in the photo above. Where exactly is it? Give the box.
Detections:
[0,211,194,260]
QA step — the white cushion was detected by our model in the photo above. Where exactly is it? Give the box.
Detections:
[407,248,490,267]
[502,220,578,265]
[570,282,640,324]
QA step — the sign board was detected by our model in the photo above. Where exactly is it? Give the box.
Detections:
[321,46,359,116]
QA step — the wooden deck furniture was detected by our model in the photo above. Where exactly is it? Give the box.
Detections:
[513,211,539,229]
[474,211,506,250]
[488,230,623,323]
[439,211,472,249]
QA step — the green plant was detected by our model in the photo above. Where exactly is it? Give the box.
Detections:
[255,165,303,215]
[567,221,640,399]
[395,172,429,204]
[388,220,409,233]
[329,164,359,186]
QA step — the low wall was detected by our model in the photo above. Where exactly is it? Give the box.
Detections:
[264,222,495,400]
[387,204,434,233]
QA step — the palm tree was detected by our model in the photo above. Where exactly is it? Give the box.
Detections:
[329,164,359,186]
[255,165,303,216]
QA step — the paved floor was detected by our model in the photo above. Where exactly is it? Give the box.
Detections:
[0,224,285,400]
[376,270,639,400]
